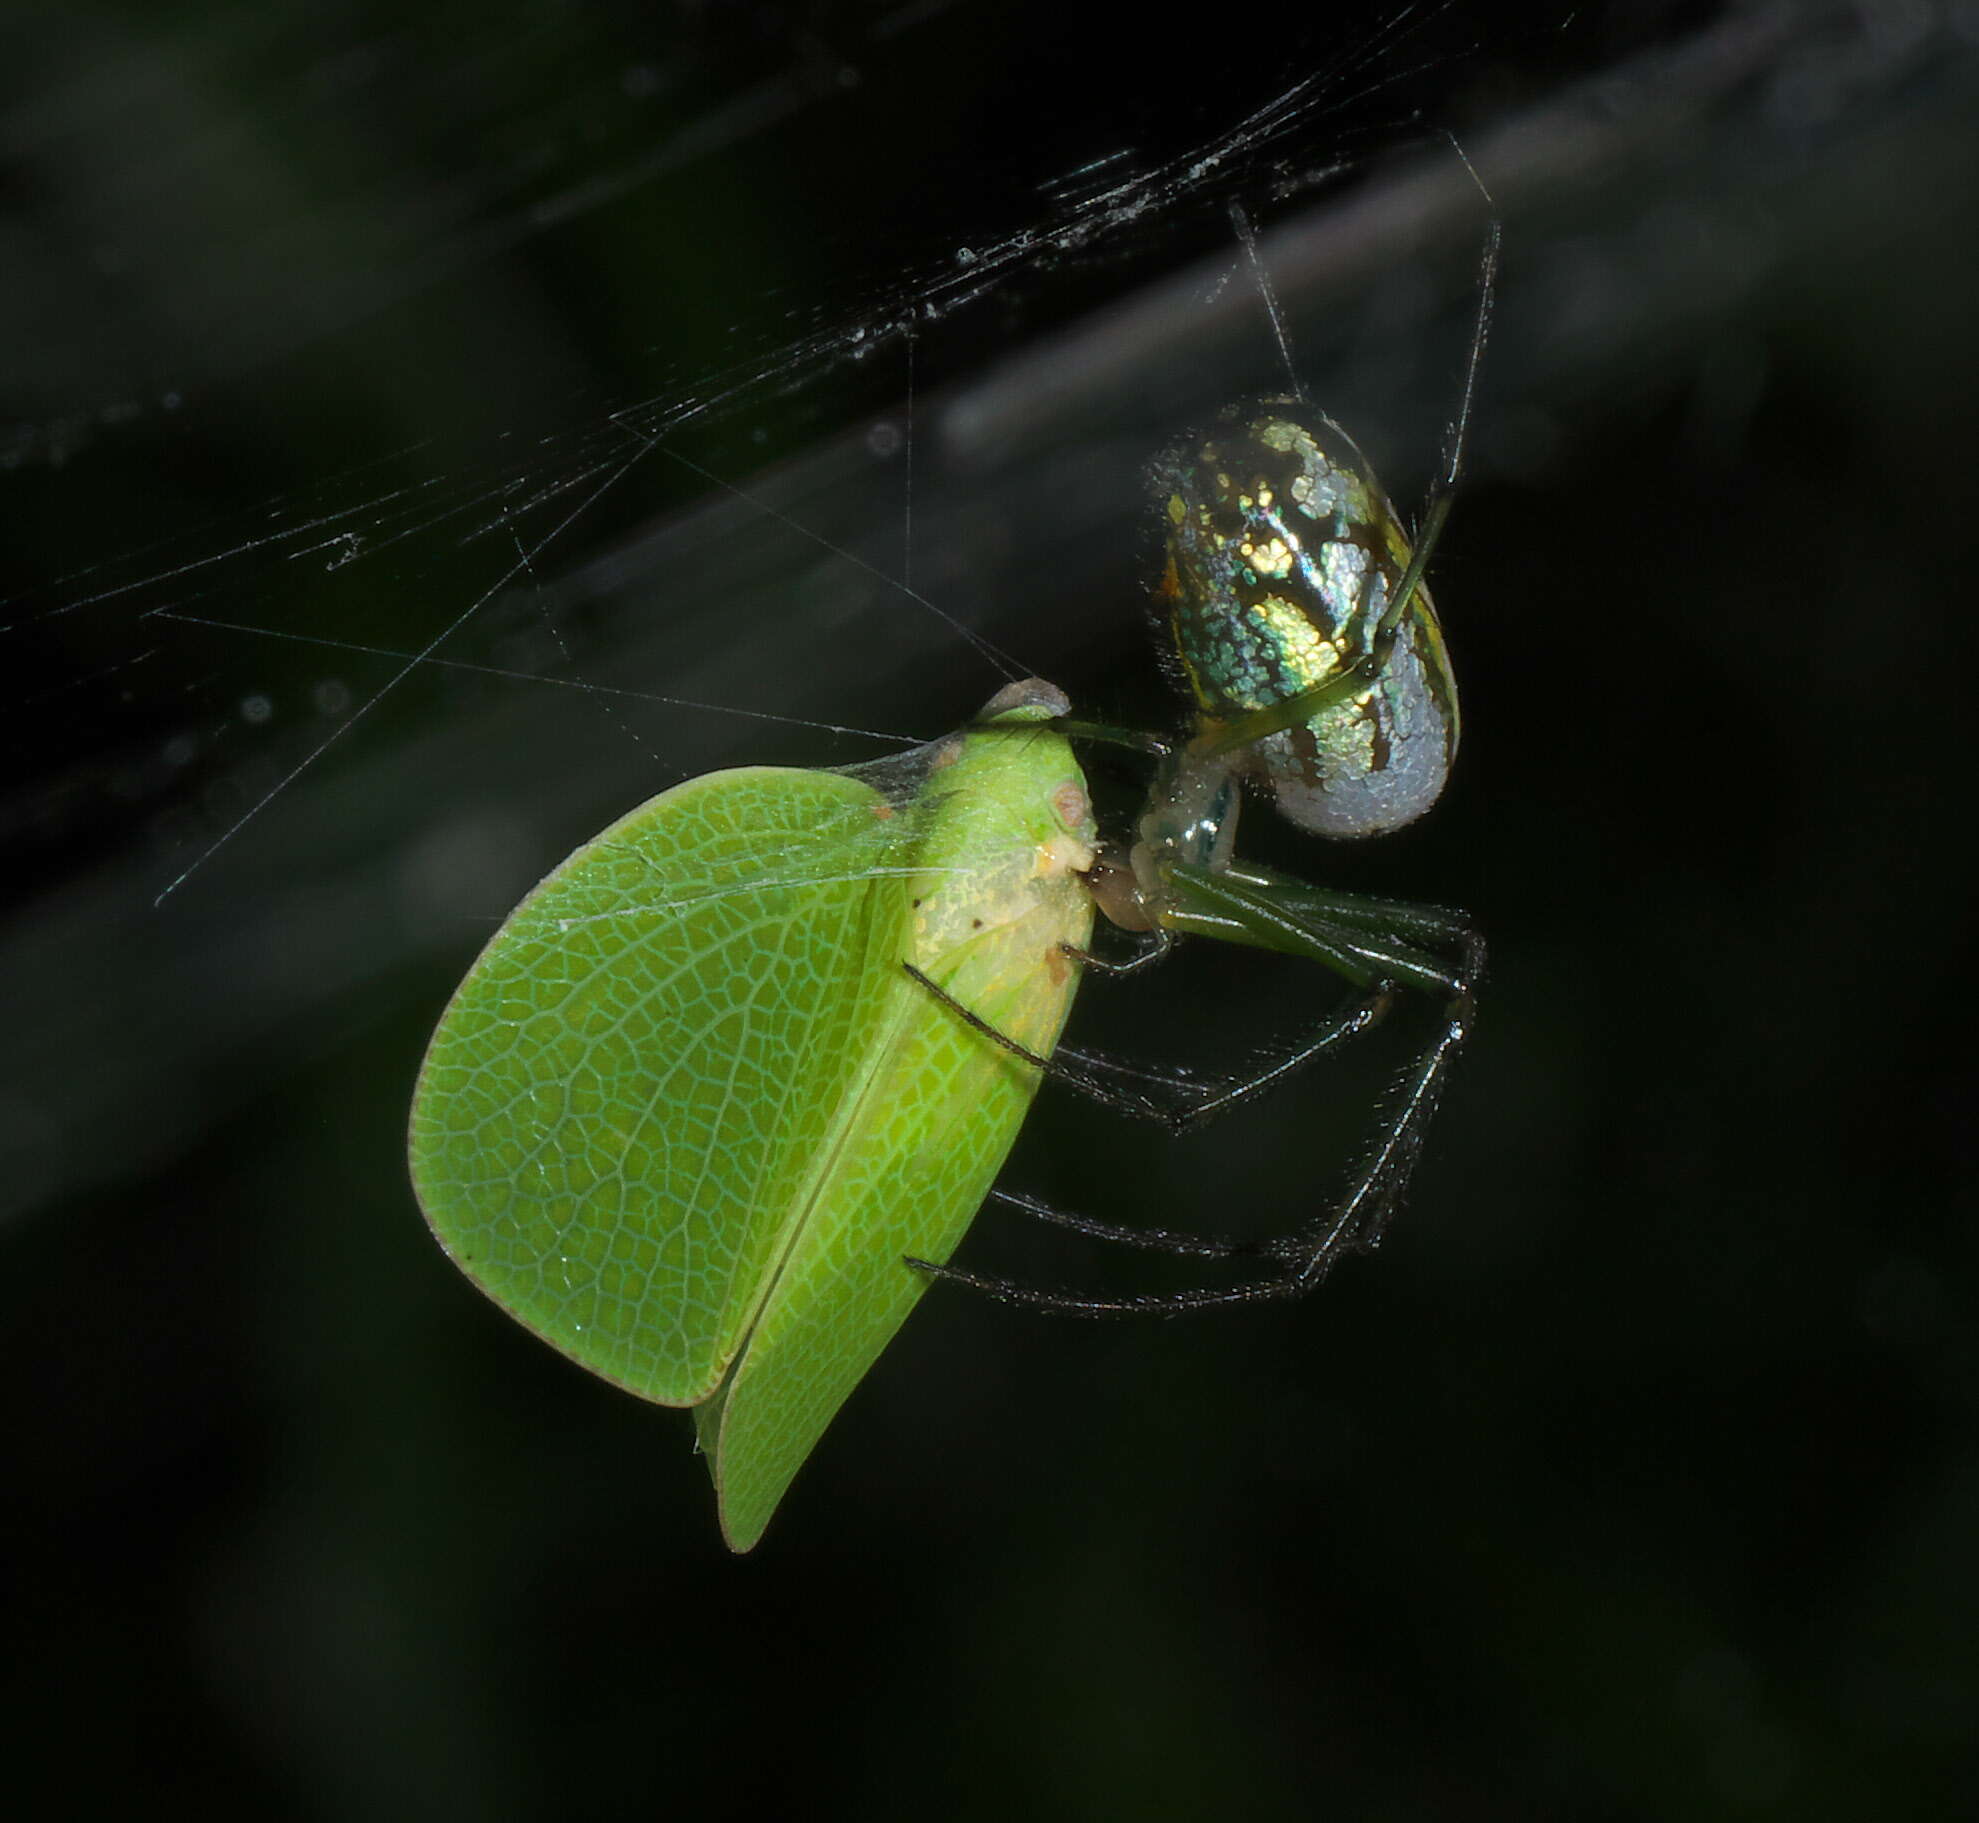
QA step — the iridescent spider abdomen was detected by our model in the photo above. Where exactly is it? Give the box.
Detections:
[1152,399,1459,838]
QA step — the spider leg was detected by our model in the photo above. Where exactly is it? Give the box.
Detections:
[979,1187,1266,1258]
[901,962,1168,1122]
[1174,985,1392,1125]
[1062,926,1172,978]
[900,1258,1300,1317]
[1273,927,1480,1289]
[911,912,1481,1316]
[903,960,1393,1132]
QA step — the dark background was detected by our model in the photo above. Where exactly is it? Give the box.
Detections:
[6,1,1977,1816]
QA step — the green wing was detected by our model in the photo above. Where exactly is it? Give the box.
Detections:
[408,765,912,1406]
[699,693,1096,1550]
[410,682,1095,1552]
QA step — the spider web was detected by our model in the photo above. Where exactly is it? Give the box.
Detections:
[2,0,1531,1222]
[8,0,1940,1231]
[5,0,1485,906]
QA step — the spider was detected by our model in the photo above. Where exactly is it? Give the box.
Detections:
[909,154,1499,1315]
